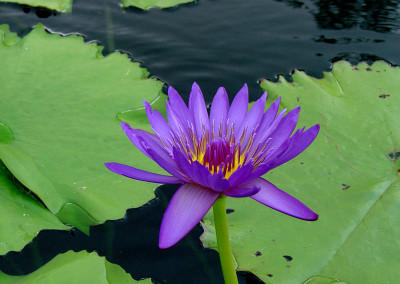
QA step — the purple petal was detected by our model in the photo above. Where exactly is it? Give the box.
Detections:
[227,84,249,129]
[144,101,173,145]
[268,107,300,147]
[136,135,187,181]
[105,163,181,184]
[210,87,229,136]
[165,102,192,149]
[236,92,267,145]
[172,148,210,188]
[227,163,255,187]
[168,86,190,122]
[272,124,320,168]
[261,96,281,128]
[159,183,220,249]
[207,172,230,192]
[223,185,261,198]
[121,122,156,159]
[252,104,286,148]
[188,82,209,138]
[247,178,318,221]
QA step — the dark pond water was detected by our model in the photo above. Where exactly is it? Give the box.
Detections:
[0,0,399,283]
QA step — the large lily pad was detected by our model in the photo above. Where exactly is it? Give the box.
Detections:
[0,24,167,234]
[0,160,69,255]
[0,250,151,283]
[121,0,195,10]
[0,0,72,12]
[202,61,400,283]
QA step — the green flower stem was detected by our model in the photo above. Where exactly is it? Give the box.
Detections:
[213,195,238,284]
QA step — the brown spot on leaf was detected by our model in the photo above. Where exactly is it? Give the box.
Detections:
[226,208,235,214]
[283,255,293,262]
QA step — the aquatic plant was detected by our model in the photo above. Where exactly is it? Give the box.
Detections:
[106,83,319,282]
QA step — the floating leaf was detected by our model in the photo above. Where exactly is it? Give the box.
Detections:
[0,0,73,12]
[121,0,195,10]
[0,161,69,255]
[0,250,151,283]
[0,24,167,233]
[202,61,400,283]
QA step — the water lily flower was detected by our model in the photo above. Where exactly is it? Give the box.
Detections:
[105,83,319,249]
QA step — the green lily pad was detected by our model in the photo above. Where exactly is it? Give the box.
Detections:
[202,61,400,283]
[0,0,72,12]
[0,23,167,233]
[121,0,195,10]
[0,250,152,283]
[0,161,69,255]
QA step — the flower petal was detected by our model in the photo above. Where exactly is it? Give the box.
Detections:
[210,87,229,135]
[207,172,230,192]
[272,124,320,168]
[252,103,285,148]
[121,122,156,159]
[260,96,281,129]
[248,178,318,220]
[227,84,248,129]
[236,92,267,145]
[105,163,181,184]
[227,163,255,187]
[165,102,192,150]
[159,183,220,249]
[136,135,188,181]
[223,185,260,198]
[168,86,190,121]
[188,82,209,138]
[172,148,210,187]
[144,101,173,146]
[267,106,300,151]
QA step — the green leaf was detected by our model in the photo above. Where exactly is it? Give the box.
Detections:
[0,23,167,234]
[0,250,152,283]
[0,161,69,255]
[0,0,73,12]
[121,0,195,10]
[202,61,400,283]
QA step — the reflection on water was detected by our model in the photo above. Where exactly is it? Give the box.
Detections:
[1,0,399,100]
[312,0,400,32]
[278,0,400,32]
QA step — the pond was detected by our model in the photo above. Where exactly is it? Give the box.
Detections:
[0,0,399,283]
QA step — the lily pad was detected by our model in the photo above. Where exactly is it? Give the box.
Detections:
[121,0,195,10]
[0,161,69,255]
[0,0,72,12]
[0,24,167,233]
[202,61,400,283]
[0,250,151,283]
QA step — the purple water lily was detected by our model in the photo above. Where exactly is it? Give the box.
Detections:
[106,83,319,249]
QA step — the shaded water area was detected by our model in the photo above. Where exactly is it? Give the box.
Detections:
[0,0,400,283]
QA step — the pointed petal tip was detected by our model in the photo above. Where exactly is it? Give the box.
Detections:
[261,91,268,100]
[104,162,115,170]
[192,82,200,90]
[120,121,131,131]
[158,241,171,249]
[307,212,319,221]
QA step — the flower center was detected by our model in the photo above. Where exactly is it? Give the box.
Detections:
[193,138,243,178]
[166,119,271,180]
